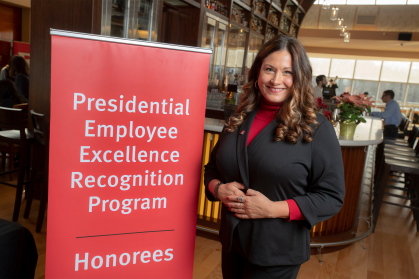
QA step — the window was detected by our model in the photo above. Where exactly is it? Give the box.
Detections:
[347,0,375,4]
[408,62,419,84]
[354,60,382,81]
[380,61,411,83]
[406,84,419,104]
[226,27,247,83]
[308,55,418,108]
[309,58,331,77]
[352,80,379,100]
[329,59,355,79]
[376,0,408,4]
[332,78,352,95]
[377,82,406,104]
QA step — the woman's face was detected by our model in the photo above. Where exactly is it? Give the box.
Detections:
[257,50,293,104]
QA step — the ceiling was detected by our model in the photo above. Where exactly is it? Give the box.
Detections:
[298,4,419,57]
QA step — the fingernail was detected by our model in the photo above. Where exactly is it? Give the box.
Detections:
[226,197,229,200]
[229,208,232,211]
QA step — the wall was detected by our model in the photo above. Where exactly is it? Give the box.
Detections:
[21,7,30,42]
[29,0,102,123]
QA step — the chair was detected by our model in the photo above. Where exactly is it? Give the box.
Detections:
[0,107,33,221]
[24,111,49,232]
[0,103,29,181]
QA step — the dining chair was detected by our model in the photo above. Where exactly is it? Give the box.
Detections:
[23,110,49,232]
[0,107,33,221]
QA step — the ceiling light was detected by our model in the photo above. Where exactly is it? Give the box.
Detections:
[330,7,339,21]
[340,25,347,36]
[344,32,350,42]
[337,18,344,29]
[323,0,330,9]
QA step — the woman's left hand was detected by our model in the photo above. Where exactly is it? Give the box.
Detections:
[227,189,277,219]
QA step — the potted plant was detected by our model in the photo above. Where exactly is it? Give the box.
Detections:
[333,93,375,138]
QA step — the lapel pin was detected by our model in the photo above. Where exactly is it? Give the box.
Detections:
[240,131,245,135]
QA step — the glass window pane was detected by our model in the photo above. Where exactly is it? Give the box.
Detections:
[408,0,419,3]
[376,82,406,104]
[110,1,127,38]
[329,0,346,4]
[246,35,263,69]
[332,78,352,95]
[380,61,410,83]
[329,59,356,79]
[226,27,247,84]
[406,84,419,104]
[376,0,408,4]
[309,57,331,77]
[346,0,375,4]
[136,0,152,40]
[352,80,379,100]
[354,60,382,81]
[409,62,419,84]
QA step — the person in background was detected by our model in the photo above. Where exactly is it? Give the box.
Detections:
[370,90,402,140]
[205,36,345,279]
[8,55,30,99]
[0,65,12,81]
[364,92,369,97]
[314,74,326,99]
[323,76,339,100]
[0,79,28,108]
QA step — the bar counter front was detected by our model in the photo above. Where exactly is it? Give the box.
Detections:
[196,116,383,251]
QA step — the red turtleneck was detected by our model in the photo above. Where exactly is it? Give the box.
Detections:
[247,98,304,221]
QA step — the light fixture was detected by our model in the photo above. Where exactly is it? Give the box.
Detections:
[344,32,350,42]
[330,7,339,21]
[322,0,330,9]
[337,18,344,29]
[340,25,347,36]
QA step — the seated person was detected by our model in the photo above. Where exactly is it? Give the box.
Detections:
[0,79,28,108]
[8,55,30,99]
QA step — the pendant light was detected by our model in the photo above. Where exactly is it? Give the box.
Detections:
[330,7,339,21]
[340,25,347,36]
[322,0,330,9]
[337,18,344,29]
[344,32,350,42]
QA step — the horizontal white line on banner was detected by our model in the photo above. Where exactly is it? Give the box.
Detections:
[50,29,213,54]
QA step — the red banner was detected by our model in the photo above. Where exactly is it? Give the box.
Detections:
[13,41,30,66]
[47,31,211,278]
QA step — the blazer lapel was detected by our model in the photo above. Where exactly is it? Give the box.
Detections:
[236,108,258,190]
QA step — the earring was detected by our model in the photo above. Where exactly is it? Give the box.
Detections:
[255,81,259,89]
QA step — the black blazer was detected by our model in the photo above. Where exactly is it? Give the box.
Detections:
[204,110,345,266]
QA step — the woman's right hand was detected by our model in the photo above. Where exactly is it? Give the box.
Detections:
[217,182,246,205]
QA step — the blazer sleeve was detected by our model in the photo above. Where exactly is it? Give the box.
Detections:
[203,129,224,202]
[292,119,345,230]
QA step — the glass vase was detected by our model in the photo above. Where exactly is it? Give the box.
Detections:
[340,121,357,138]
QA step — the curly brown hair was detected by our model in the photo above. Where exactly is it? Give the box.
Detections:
[226,35,318,144]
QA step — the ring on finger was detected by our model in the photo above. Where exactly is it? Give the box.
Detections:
[238,196,244,203]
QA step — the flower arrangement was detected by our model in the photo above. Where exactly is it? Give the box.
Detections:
[316,97,332,121]
[333,93,375,124]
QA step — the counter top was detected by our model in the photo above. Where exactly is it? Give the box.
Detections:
[204,116,384,147]
[336,116,383,146]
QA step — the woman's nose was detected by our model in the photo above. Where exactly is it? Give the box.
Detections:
[271,73,283,84]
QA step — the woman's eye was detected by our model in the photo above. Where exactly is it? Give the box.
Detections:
[284,71,293,75]
[265,68,274,72]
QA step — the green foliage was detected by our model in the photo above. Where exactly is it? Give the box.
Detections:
[338,103,369,125]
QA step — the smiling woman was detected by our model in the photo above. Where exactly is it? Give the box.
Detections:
[204,35,345,279]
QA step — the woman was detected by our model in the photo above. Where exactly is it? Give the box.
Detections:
[8,55,30,99]
[0,79,28,108]
[204,35,345,278]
